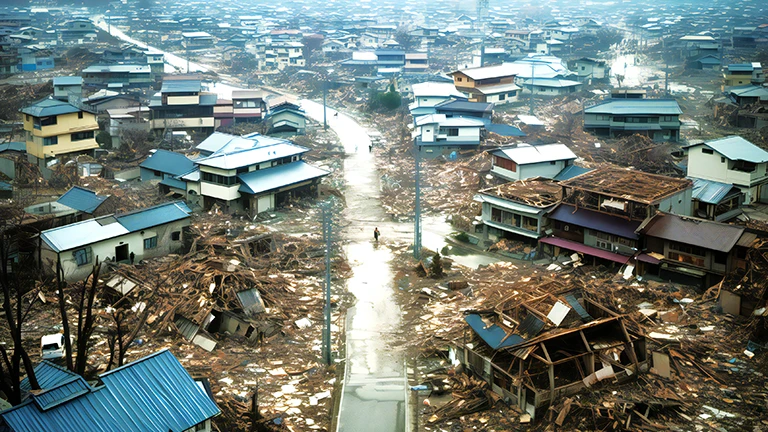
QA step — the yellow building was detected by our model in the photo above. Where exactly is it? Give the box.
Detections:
[21,97,99,162]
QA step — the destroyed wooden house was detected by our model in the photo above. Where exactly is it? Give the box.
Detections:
[474,177,562,244]
[451,291,647,421]
[719,236,768,318]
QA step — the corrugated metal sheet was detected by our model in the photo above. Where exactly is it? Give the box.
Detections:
[33,377,90,411]
[1,349,219,432]
[517,314,545,339]
[704,136,768,163]
[485,123,526,137]
[56,186,107,214]
[115,201,191,232]
[20,98,81,117]
[643,213,744,253]
[496,143,576,165]
[465,314,525,350]
[238,161,329,195]
[20,361,79,392]
[553,165,592,181]
[690,177,740,204]
[197,143,308,170]
[237,289,266,316]
[564,294,593,322]
[584,99,682,115]
[161,79,201,94]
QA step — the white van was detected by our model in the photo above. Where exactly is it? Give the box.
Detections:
[41,334,72,360]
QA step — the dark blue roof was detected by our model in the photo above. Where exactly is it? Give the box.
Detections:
[549,203,642,239]
[56,186,107,214]
[116,201,191,232]
[20,361,79,392]
[553,165,592,181]
[465,314,525,350]
[435,99,494,114]
[140,149,196,177]
[2,349,220,432]
[160,79,201,94]
[485,123,526,137]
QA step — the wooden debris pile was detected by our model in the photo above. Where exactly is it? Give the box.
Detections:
[427,373,498,423]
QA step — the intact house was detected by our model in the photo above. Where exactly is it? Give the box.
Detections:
[583,98,682,142]
[636,212,751,289]
[140,133,328,215]
[572,58,610,82]
[264,97,306,135]
[540,166,692,266]
[0,349,219,432]
[413,114,484,157]
[21,97,99,172]
[450,64,521,105]
[409,82,467,116]
[723,85,768,107]
[474,178,562,245]
[52,76,82,101]
[149,77,215,138]
[434,99,494,125]
[684,136,768,204]
[39,201,191,282]
[182,31,215,50]
[140,149,197,198]
[489,143,577,181]
[81,64,153,89]
[452,290,647,420]
[404,53,429,74]
[231,90,266,123]
[722,63,764,88]
[519,77,582,96]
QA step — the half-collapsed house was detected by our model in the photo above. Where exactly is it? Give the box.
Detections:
[451,290,648,420]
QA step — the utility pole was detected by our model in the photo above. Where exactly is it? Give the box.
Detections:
[322,202,332,365]
[413,137,422,260]
[323,76,328,130]
[529,60,535,115]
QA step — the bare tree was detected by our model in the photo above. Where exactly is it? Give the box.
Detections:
[0,231,41,404]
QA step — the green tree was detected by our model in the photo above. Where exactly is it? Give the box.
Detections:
[430,251,444,278]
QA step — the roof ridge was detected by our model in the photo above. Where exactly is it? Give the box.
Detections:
[99,348,171,377]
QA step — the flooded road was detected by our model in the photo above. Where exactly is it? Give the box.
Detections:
[301,102,501,431]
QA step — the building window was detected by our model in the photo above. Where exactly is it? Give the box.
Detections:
[43,136,58,146]
[499,94,506,101]
[493,156,517,172]
[202,172,237,186]
[72,247,93,266]
[457,77,463,82]
[71,131,94,141]
[144,236,158,250]
[714,251,728,265]
[25,115,30,121]
[78,112,84,119]
[702,148,714,155]
[171,231,181,241]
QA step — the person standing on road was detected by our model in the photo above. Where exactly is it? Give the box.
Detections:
[374,227,380,242]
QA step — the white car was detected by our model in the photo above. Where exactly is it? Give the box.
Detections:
[40,334,73,360]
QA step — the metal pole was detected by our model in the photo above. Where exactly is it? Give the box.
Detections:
[529,60,535,115]
[323,77,328,130]
[322,203,332,365]
[413,138,421,260]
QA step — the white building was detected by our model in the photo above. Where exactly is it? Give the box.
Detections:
[409,82,467,116]
[490,143,577,181]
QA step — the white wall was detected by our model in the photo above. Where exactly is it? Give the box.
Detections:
[519,161,567,180]
[44,219,189,282]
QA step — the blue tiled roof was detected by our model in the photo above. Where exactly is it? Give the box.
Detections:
[238,161,329,195]
[1,349,220,432]
[56,186,107,214]
[0,142,26,153]
[115,201,191,232]
[140,150,196,177]
[20,98,81,117]
[20,361,79,392]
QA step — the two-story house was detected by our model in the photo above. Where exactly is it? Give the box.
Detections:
[21,97,100,168]
[60,19,96,44]
[451,64,521,105]
[541,166,692,265]
[583,98,682,142]
[413,114,484,156]
[409,82,467,116]
[149,77,216,137]
[723,63,764,88]
[182,31,215,50]
[678,35,720,59]
[52,76,82,101]
[266,41,305,70]
[572,58,610,81]
[474,178,562,244]
[82,64,153,89]
[434,99,494,125]
[637,213,747,288]
[685,135,768,204]
[231,90,266,123]
[489,143,577,181]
